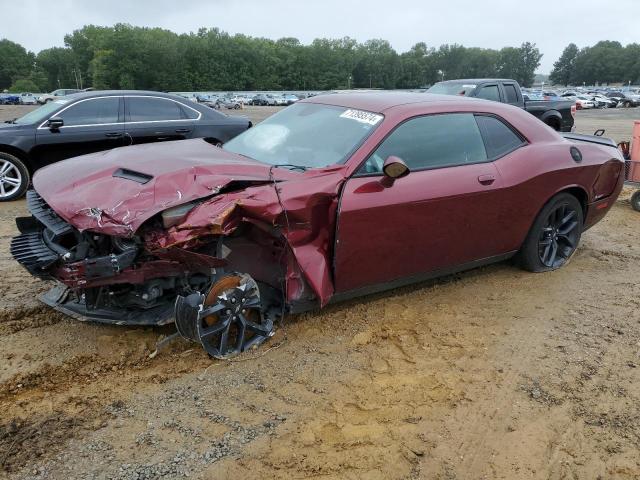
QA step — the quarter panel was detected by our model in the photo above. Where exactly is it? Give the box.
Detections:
[492,141,621,251]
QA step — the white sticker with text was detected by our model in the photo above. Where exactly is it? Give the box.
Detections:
[340,109,383,125]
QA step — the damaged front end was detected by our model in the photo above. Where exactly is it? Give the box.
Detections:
[10,184,315,357]
[11,190,221,326]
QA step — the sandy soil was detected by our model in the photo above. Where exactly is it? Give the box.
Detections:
[0,103,639,480]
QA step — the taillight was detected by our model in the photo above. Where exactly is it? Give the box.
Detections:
[571,104,577,116]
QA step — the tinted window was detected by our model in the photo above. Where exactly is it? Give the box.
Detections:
[477,85,501,102]
[128,97,184,122]
[359,113,487,174]
[182,105,200,120]
[58,97,120,126]
[476,115,524,159]
[504,84,519,104]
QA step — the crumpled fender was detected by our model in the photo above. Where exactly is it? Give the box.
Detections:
[146,170,346,306]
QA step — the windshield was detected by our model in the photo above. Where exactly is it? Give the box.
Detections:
[426,82,475,96]
[14,99,69,125]
[223,103,383,168]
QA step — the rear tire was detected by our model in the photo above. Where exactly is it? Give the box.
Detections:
[631,190,640,212]
[518,193,583,272]
[0,152,30,201]
[545,119,561,131]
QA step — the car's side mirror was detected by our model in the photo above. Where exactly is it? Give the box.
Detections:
[47,117,64,130]
[380,156,410,187]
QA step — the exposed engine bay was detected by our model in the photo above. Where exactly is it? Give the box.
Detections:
[11,189,294,356]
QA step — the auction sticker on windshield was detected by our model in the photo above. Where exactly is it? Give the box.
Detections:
[339,109,383,126]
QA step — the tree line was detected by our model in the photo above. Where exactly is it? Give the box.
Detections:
[550,41,640,86]
[2,24,546,93]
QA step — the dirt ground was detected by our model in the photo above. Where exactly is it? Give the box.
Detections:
[0,103,639,480]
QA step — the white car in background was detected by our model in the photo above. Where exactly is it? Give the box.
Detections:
[37,88,81,104]
[282,93,299,105]
[575,95,595,109]
[19,93,37,105]
[274,95,288,106]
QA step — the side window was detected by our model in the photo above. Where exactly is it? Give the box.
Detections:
[58,97,120,126]
[476,85,501,102]
[127,97,185,122]
[358,113,487,174]
[181,104,200,120]
[476,115,525,159]
[503,84,519,104]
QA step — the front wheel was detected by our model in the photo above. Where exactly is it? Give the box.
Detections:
[631,190,640,212]
[0,152,30,201]
[518,193,583,272]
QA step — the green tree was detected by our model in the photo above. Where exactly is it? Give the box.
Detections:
[397,43,437,88]
[549,43,579,86]
[36,47,78,91]
[0,39,35,90]
[497,42,542,87]
[8,78,40,92]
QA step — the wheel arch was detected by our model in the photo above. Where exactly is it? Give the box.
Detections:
[518,185,589,251]
[558,185,589,219]
[539,110,562,130]
[0,145,33,173]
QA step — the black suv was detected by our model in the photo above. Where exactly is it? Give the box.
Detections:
[0,91,251,201]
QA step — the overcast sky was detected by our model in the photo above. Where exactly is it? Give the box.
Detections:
[5,0,639,73]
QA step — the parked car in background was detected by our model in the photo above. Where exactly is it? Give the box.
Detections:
[587,94,617,108]
[282,94,299,105]
[274,95,288,106]
[606,92,639,107]
[0,94,20,105]
[19,93,38,105]
[196,94,214,103]
[10,92,623,357]
[38,89,82,104]
[0,90,252,201]
[427,79,575,132]
[574,95,595,109]
[251,94,277,106]
[217,97,242,109]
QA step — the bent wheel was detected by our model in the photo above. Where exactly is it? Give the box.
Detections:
[175,274,275,358]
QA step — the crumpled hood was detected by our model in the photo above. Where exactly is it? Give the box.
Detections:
[33,138,296,236]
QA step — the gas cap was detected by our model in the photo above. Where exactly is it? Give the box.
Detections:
[570,146,582,163]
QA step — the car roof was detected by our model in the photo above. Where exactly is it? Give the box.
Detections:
[435,79,517,84]
[65,90,187,101]
[302,91,494,114]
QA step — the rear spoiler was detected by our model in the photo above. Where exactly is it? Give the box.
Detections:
[561,131,617,148]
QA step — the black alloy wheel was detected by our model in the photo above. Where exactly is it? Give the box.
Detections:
[518,193,583,272]
[538,203,581,268]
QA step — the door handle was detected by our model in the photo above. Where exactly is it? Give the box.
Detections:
[105,132,123,138]
[477,174,496,185]
[175,128,191,133]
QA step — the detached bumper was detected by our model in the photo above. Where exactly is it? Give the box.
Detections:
[40,284,174,326]
[10,230,58,277]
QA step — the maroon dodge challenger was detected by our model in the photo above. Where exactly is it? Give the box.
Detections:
[11,92,624,358]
